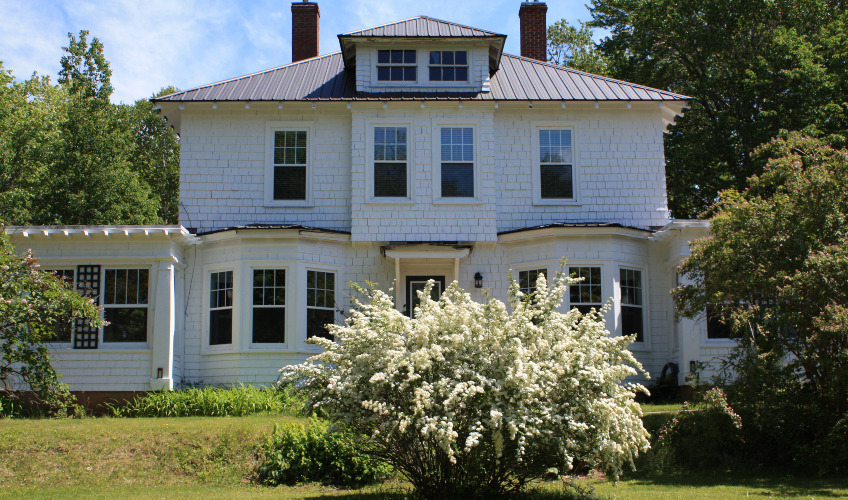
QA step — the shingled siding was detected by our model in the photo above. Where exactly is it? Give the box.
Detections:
[494,106,670,231]
[178,107,352,233]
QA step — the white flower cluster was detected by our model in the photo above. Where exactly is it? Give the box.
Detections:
[280,268,650,482]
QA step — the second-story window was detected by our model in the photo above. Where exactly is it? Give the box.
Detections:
[440,127,474,198]
[377,50,416,81]
[273,130,307,200]
[539,129,574,199]
[374,127,408,197]
[429,51,468,81]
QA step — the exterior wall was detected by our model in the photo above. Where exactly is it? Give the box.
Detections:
[6,229,187,392]
[178,105,352,233]
[350,106,498,242]
[494,104,670,231]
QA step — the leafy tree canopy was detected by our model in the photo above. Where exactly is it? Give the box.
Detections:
[546,20,610,75]
[0,229,103,410]
[586,0,848,217]
[675,133,848,422]
[0,31,180,226]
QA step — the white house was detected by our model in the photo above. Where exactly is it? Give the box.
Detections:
[6,1,733,400]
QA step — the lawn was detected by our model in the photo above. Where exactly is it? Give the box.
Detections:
[2,408,847,499]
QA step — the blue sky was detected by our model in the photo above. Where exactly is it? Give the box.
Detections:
[0,0,595,104]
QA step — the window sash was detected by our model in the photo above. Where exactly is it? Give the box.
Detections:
[429,51,468,82]
[620,269,644,342]
[272,130,307,201]
[377,50,417,81]
[569,266,602,313]
[210,271,233,345]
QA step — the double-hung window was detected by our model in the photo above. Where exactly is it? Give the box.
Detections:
[620,268,644,342]
[272,130,308,201]
[373,127,408,198]
[440,127,474,198]
[209,271,233,345]
[429,51,468,82]
[569,266,602,315]
[518,268,547,297]
[539,129,574,199]
[306,270,335,340]
[103,269,149,343]
[706,306,733,339]
[377,50,416,81]
[252,269,286,344]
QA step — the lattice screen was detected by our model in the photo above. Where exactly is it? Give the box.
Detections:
[74,265,100,349]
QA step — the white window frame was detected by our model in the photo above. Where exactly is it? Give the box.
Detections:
[431,121,481,204]
[264,121,314,207]
[101,267,151,349]
[531,122,581,206]
[305,267,339,346]
[375,48,418,83]
[365,118,414,203]
[428,50,469,83]
[617,265,648,348]
[202,265,239,352]
[249,266,288,347]
[567,265,604,315]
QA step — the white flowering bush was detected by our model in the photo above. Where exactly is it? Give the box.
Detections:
[279,269,650,499]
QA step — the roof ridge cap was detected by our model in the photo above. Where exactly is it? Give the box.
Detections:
[501,53,690,100]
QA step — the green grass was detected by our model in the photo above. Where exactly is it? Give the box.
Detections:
[2,412,847,499]
[108,384,304,417]
[640,403,683,414]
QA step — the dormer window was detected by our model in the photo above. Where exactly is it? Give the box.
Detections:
[429,51,468,81]
[377,50,416,81]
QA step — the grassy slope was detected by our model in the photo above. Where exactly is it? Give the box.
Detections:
[2,407,848,499]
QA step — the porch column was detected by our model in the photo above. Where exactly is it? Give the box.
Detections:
[150,261,176,390]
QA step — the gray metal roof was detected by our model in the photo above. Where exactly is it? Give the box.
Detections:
[340,16,505,38]
[154,52,689,103]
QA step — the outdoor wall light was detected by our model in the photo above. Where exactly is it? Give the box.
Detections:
[157,368,163,379]
[474,272,483,288]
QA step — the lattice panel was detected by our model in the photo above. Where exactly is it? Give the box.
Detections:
[74,265,101,349]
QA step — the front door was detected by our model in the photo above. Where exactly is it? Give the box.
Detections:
[405,275,446,317]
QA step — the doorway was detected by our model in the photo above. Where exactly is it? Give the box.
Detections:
[405,275,446,317]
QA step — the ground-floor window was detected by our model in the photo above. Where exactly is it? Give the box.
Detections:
[620,268,644,342]
[569,266,602,315]
[209,270,233,345]
[518,268,547,297]
[103,269,149,343]
[252,269,286,343]
[306,270,335,340]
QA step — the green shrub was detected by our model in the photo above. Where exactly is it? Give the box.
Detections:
[256,416,392,486]
[108,384,304,417]
[650,388,743,473]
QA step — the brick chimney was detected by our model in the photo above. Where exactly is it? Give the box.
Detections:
[291,1,320,62]
[519,0,547,62]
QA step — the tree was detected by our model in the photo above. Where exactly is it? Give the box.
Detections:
[588,0,848,217]
[281,271,649,499]
[0,229,103,410]
[546,20,609,75]
[675,133,848,433]
[0,63,67,225]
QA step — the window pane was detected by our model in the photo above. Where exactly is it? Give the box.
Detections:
[391,50,403,63]
[253,307,285,343]
[404,50,416,63]
[375,163,407,197]
[443,67,454,81]
[378,50,390,64]
[391,67,403,80]
[540,165,573,198]
[429,51,440,64]
[622,306,643,341]
[706,307,733,339]
[443,51,454,65]
[104,308,148,342]
[105,270,116,304]
[210,309,233,345]
[307,308,335,340]
[455,51,467,65]
[377,66,390,81]
[274,166,306,200]
[455,67,468,81]
[404,66,416,81]
[441,163,474,197]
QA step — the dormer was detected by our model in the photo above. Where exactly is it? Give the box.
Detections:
[337,17,507,94]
